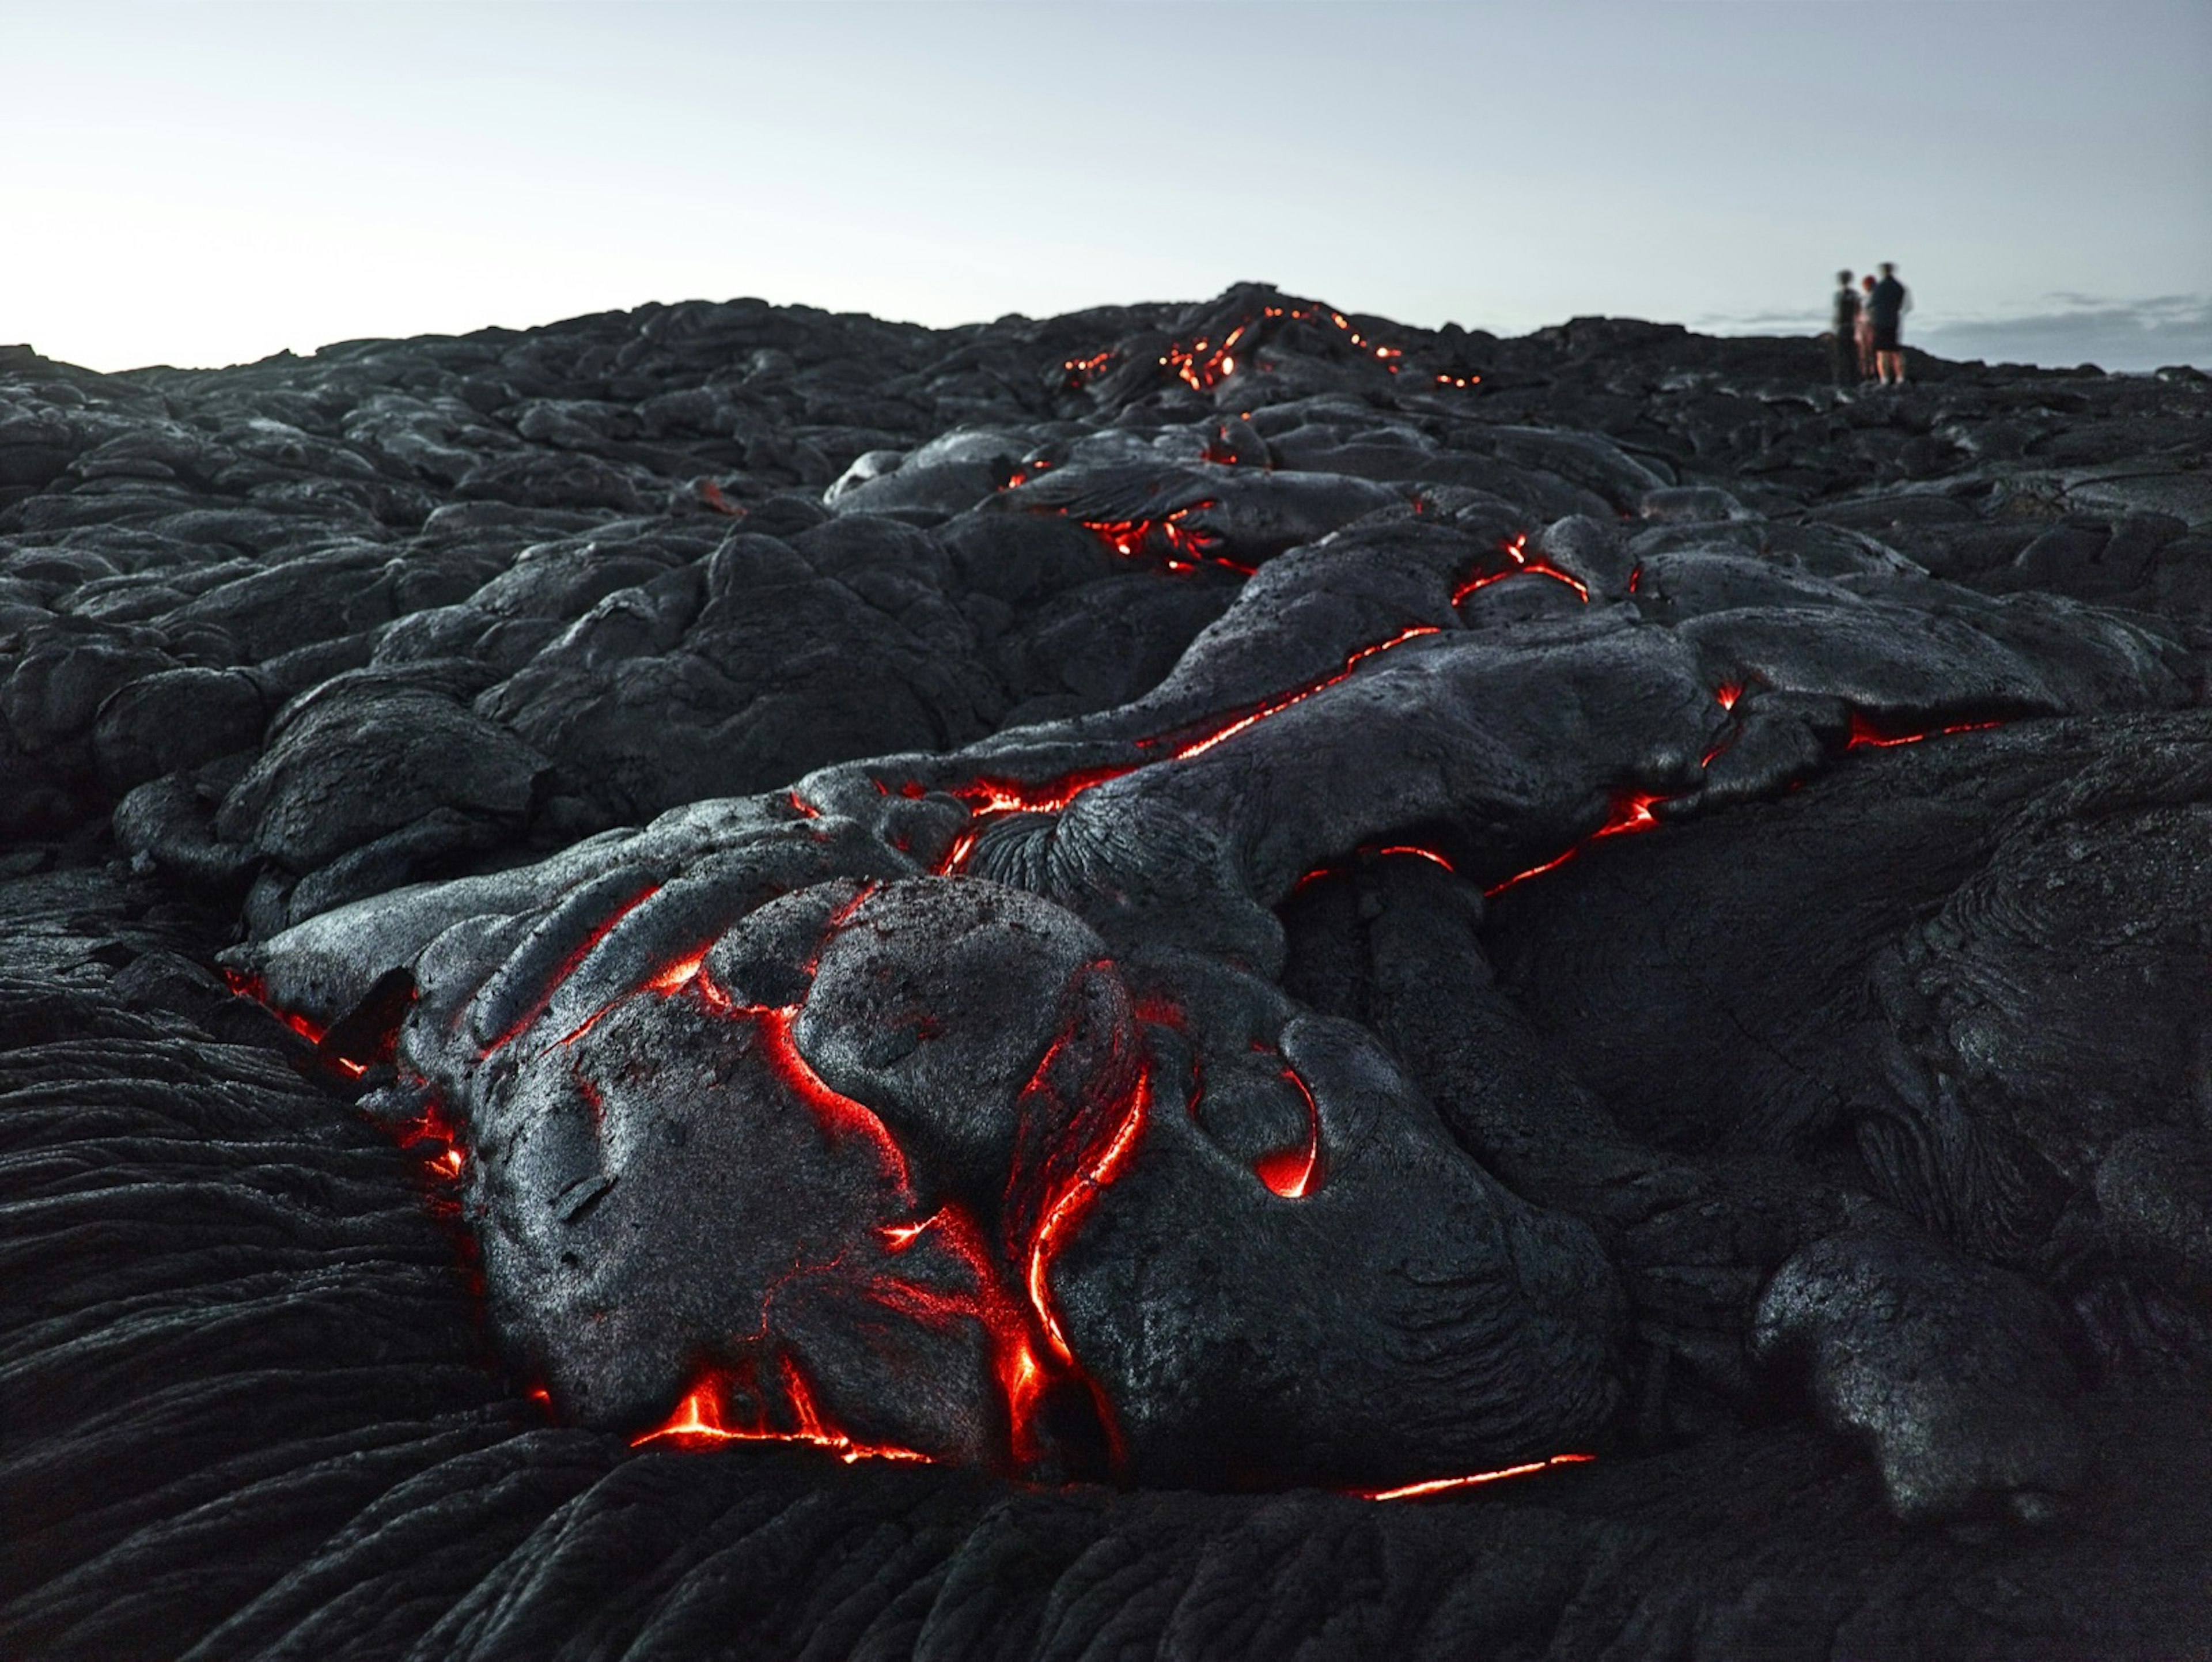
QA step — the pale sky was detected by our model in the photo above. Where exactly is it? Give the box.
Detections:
[4,1,2208,373]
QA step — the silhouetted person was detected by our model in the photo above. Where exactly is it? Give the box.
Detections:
[1868,262,1910,385]
[1831,271,1861,386]
[1857,274,1878,380]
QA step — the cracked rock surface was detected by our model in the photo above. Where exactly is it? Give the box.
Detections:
[3,286,2210,1659]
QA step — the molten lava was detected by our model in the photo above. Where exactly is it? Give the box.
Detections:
[1078,501,1253,576]
[1844,712,2003,750]
[1158,325,1247,393]
[1251,1064,1323,1199]
[933,764,1143,875]
[1450,533,1590,607]
[393,1102,468,1182]
[1026,1063,1152,1369]
[222,968,327,1046]
[483,883,663,1055]
[1356,1452,1597,1501]
[632,1357,931,1465]
[1062,351,1113,389]
[1484,792,1673,898]
[1155,624,1442,764]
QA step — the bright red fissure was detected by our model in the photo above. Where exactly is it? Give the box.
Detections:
[1250,1061,1323,1200]
[932,623,1446,875]
[1355,1451,1597,1501]
[1056,303,1416,403]
[631,1353,932,1464]
[1450,535,1590,607]
[621,951,1147,1470]
[1844,712,2003,749]
[1077,501,1256,577]
[1024,1059,1152,1371]
[482,882,664,1055]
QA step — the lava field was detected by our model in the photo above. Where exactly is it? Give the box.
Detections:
[4,284,2211,1659]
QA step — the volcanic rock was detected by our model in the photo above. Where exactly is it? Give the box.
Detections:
[3,283,2210,1660]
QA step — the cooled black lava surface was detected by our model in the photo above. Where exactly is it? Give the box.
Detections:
[3,286,2210,1660]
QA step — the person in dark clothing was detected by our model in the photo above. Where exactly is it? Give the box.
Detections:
[1831,271,1861,387]
[1868,262,1910,385]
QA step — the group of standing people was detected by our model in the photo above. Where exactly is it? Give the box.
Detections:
[1831,263,1910,387]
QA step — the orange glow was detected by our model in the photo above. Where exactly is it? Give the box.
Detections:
[1844,713,2003,750]
[1591,792,1666,840]
[1715,682,1743,711]
[1156,323,1248,393]
[787,789,820,819]
[1161,624,1441,763]
[1251,1065,1322,1199]
[752,1001,912,1191]
[631,1362,932,1465]
[1485,792,1673,898]
[1062,350,1114,389]
[1061,302,1418,404]
[642,948,710,997]
[1450,534,1589,607]
[484,883,662,1054]
[698,479,742,517]
[1027,1064,1152,1367]
[1371,845,1455,872]
[223,968,329,1045]
[1356,1452,1596,1501]
[1292,843,1456,894]
[1077,500,1253,576]
[393,1102,469,1182]
[912,1202,1059,1464]
[935,764,1142,875]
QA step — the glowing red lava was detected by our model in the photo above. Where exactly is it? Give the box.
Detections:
[393,1102,468,1181]
[222,968,327,1046]
[1450,533,1590,607]
[1062,351,1114,389]
[1154,624,1443,764]
[933,764,1143,874]
[1484,792,1673,898]
[934,623,1446,878]
[1079,501,1253,576]
[482,883,663,1055]
[877,1203,1058,1465]
[633,948,1119,1467]
[1844,713,2003,750]
[1057,304,1422,405]
[1158,324,1248,392]
[1355,1452,1597,1501]
[1251,1064,1323,1199]
[632,1357,932,1464]
[1027,1063,1152,1369]
[1290,843,1456,894]
[646,958,914,1192]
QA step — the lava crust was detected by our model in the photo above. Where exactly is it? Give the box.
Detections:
[3,287,2211,1659]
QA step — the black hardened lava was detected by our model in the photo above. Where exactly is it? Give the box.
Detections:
[4,287,2211,1659]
